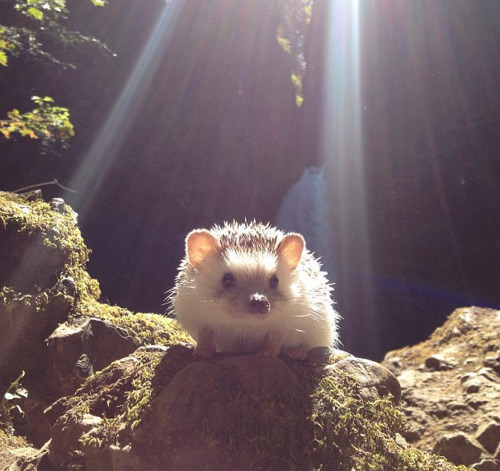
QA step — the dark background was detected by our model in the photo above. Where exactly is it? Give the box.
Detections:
[1,0,500,360]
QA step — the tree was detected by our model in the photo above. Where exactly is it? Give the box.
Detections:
[0,0,107,145]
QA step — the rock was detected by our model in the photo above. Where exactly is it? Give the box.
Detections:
[473,459,500,471]
[461,373,482,394]
[0,192,97,398]
[0,442,51,471]
[328,356,401,403]
[15,317,139,445]
[132,354,308,471]
[49,198,67,213]
[383,306,500,463]
[433,432,484,466]
[383,355,404,375]
[484,353,500,374]
[476,421,500,454]
[46,347,460,471]
[425,353,457,371]
[45,316,138,397]
[0,290,73,398]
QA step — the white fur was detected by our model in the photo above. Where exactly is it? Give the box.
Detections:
[172,230,339,355]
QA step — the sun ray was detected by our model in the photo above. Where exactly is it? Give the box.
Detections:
[319,1,380,354]
[67,1,185,218]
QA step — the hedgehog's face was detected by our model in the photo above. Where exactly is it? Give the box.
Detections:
[213,249,284,318]
[181,228,305,322]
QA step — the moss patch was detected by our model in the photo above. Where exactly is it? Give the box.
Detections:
[73,299,194,347]
[51,352,472,471]
[0,191,98,299]
[291,361,471,471]
[55,347,192,455]
[0,190,193,350]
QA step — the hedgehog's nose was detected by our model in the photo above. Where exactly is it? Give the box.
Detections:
[248,293,270,314]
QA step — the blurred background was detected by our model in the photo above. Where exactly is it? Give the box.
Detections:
[1,0,500,360]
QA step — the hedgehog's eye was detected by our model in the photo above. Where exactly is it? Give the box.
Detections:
[222,272,236,289]
[270,275,279,289]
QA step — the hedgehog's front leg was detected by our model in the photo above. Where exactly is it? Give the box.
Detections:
[194,325,217,359]
[258,331,283,357]
[283,345,308,361]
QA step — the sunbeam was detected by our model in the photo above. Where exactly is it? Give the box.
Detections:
[320,1,379,353]
[67,1,184,218]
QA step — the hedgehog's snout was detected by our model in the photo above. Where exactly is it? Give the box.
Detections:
[248,293,270,314]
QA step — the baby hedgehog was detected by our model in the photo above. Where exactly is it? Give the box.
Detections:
[168,221,339,359]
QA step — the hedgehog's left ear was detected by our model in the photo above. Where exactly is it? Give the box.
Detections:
[186,229,220,270]
[277,233,305,271]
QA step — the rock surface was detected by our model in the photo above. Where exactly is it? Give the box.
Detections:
[0,192,193,448]
[45,346,459,471]
[0,192,478,470]
[383,306,500,470]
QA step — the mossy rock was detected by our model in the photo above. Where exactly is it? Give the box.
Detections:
[0,192,474,470]
[48,347,471,471]
[0,191,192,444]
[0,191,192,369]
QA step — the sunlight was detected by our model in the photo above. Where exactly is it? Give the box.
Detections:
[67,1,184,217]
[321,1,380,352]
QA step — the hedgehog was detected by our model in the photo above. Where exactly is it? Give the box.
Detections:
[167,221,340,359]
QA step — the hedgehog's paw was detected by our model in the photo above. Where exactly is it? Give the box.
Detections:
[193,327,217,360]
[257,332,282,357]
[284,345,308,361]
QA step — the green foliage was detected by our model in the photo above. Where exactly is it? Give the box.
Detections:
[13,0,105,22]
[277,0,313,106]
[0,26,14,66]
[0,0,108,145]
[0,96,74,142]
[1,0,107,66]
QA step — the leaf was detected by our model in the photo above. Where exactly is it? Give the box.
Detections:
[0,51,7,67]
[27,7,44,20]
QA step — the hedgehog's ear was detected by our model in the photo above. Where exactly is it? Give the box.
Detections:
[186,230,220,269]
[277,233,305,271]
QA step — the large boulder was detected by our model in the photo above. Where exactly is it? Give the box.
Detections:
[0,191,193,446]
[44,346,465,471]
[383,306,500,469]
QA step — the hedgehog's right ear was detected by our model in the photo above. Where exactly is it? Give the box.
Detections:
[186,230,220,269]
[277,233,305,271]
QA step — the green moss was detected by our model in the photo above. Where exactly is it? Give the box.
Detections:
[0,191,98,300]
[288,361,471,471]
[73,298,194,347]
[64,348,192,452]
[0,191,193,348]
